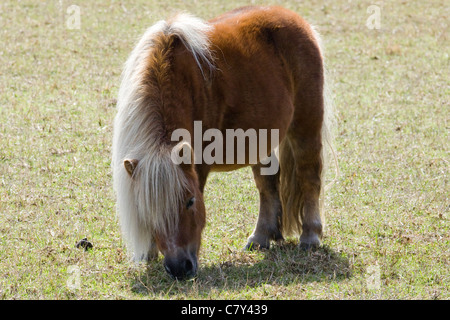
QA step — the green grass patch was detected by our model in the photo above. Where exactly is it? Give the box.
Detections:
[0,0,448,299]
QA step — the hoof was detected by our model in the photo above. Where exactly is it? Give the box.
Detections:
[244,232,284,251]
[244,234,270,251]
[299,241,320,251]
[299,232,321,251]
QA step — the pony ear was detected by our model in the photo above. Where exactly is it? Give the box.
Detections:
[170,141,194,169]
[124,158,139,177]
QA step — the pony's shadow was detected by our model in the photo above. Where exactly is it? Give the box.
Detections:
[130,242,352,296]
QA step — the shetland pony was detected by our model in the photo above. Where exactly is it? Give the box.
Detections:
[112,6,334,280]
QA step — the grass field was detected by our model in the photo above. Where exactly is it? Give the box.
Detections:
[0,0,448,299]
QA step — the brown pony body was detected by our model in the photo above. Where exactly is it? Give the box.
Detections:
[112,6,332,280]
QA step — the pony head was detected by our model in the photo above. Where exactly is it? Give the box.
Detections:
[121,142,206,280]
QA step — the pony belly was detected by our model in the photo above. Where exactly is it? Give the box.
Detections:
[210,162,250,172]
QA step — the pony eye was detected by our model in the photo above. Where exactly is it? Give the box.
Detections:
[186,197,195,209]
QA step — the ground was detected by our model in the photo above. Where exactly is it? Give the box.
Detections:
[0,0,448,299]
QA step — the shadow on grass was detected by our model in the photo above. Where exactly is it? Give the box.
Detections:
[130,241,352,297]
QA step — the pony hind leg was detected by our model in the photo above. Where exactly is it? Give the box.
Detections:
[245,155,284,250]
[279,91,325,250]
[290,135,323,249]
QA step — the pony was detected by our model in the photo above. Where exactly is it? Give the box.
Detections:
[112,6,334,280]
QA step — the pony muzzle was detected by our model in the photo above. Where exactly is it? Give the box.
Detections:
[163,253,198,280]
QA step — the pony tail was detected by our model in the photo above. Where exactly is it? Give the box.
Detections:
[313,27,338,225]
[319,66,338,231]
[279,137,303,236]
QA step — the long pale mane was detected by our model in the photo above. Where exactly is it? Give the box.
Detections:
[112,13,214,261]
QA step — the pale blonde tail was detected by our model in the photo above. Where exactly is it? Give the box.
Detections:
[278,137,303,237]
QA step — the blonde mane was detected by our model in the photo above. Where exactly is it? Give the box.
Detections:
[112,13,214,261]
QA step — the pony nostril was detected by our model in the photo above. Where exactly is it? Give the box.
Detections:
[184,259,193,273]
[164,264,172,276]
